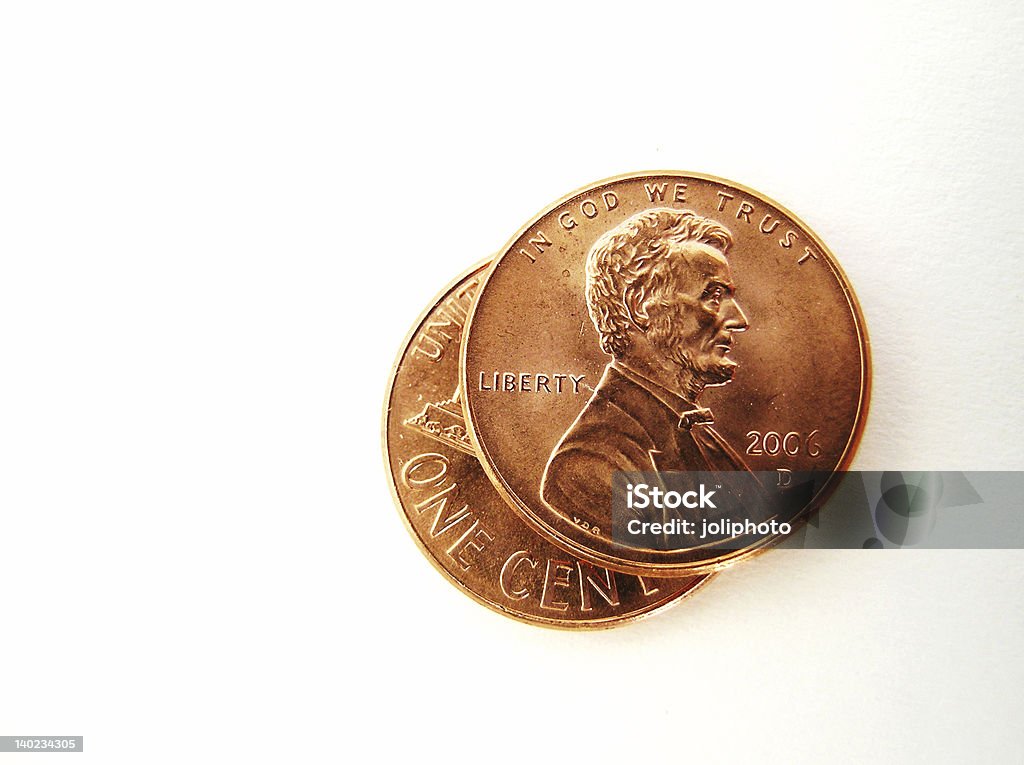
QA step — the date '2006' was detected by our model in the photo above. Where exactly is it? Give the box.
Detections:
[746,430,821,458]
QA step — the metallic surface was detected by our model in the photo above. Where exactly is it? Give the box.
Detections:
[461,172,870,576]
[383,261,711,628]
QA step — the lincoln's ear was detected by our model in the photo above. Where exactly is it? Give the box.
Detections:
[623,282,650,331]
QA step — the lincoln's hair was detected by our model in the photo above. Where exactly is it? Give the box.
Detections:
[585,208,734,357]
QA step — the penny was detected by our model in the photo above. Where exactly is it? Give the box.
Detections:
[461,172,870,576]
[383,261,710,628]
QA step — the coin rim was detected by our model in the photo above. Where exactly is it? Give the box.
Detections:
[382,257,715,629]
[459,170,872,576]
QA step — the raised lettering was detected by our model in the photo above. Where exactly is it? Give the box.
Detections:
[798,246,819,265]
[759,214,780,234]
[528,230,552,255]
[401,453,449,487]
[413,483,473,538]
[500,551,538,600]
[539,559,574,611]
[644,182,668,202]
[412,334,444,361]
[577,560,620,610]
[636,576,660,596]
[447,521,494,571]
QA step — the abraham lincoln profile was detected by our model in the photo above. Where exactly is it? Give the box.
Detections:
[541,208,754,530]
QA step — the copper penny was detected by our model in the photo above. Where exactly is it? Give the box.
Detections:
[383,261,711,628]
[461,172,870,576]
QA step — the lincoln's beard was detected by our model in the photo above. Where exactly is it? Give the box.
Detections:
[647,311,737,391]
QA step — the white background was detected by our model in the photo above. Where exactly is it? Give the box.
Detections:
[1,1,1022,762]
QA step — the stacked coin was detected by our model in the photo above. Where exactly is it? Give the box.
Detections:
[382,171,870,629]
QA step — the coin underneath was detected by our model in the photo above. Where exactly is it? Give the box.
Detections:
[383,261,710,628]
[461,172,870,576]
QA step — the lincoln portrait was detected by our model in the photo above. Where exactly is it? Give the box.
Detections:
[541,208,755,531]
